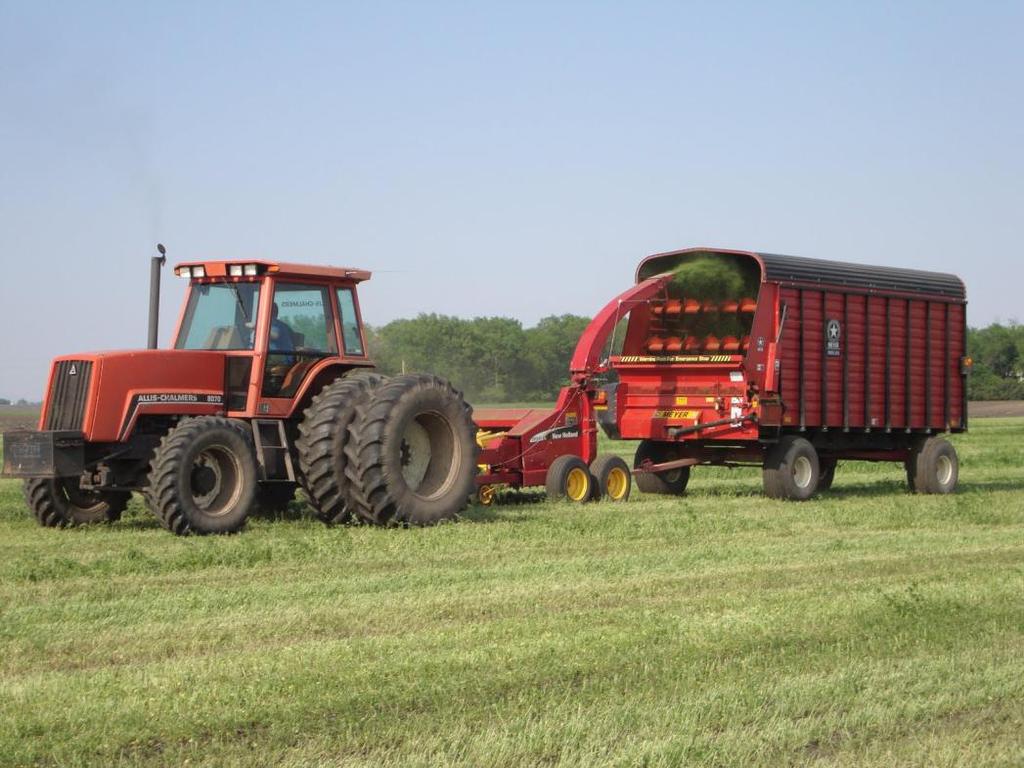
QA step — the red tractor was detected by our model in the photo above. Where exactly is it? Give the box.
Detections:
[2,249,478,534]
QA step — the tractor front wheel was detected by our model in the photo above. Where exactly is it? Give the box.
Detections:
[23,478,129,527]
[146,417,258,535]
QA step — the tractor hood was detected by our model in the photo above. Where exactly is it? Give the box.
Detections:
[40,349,230,442]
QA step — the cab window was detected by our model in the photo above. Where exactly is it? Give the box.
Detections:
[176,283,260,350]
[262,283,338,398]
[336,288,364,356]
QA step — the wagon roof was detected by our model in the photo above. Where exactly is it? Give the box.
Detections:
[637,247,966,300]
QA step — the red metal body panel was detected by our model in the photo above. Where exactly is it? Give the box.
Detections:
[40,350,228,442]
[776,287,965,431]
[475,384,597,489]
[615,248,968,446]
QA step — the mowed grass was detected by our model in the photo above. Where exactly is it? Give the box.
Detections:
[1,422,1022,767]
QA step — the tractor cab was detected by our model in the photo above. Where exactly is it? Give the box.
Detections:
[172,260,372,415]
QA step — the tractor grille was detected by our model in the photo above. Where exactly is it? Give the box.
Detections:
[44,361,93,431]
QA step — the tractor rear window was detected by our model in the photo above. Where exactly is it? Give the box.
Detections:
[176,283,261,350]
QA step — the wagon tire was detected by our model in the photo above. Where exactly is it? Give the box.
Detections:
[345,374,478,526]
[763,436,819,501]
[633,440,690,495]
[546,455,593,503]
[23,478,129,528]
[590,454,631,502]
[296,372,385,525]
[906,437,958,494]
[817,460,837,493]
[145,417,258,535]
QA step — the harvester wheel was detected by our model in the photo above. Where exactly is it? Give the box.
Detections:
[546,455,593,503]
[295,372,384,525]
[763,436,819,501]
[146,417,258,535]
[255,482,298,515]
[590,454,632,502]
[23,478,130,527]
[906,437,958,494]
[633,440,690,495]
[345,373,478,526]
[817,460,837,492]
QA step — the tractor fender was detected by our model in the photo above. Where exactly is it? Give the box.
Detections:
[287,359,375,419]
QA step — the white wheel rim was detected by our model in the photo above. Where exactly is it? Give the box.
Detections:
[400,420,432,491]
[936,454,953,485]
[792,456,812,489]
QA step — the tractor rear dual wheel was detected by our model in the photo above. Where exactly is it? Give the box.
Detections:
[344,374,478,526]
[146,417,258,535]
[23,478,130,528]
[296,372,384,525]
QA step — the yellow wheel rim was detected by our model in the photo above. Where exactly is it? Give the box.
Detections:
[606,467,629,500]
[478,485,496,506]
[566,467,589,501]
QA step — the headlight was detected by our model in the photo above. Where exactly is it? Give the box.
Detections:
[243,264,259,276]
[228,264,244,277]
[191,266,206,278]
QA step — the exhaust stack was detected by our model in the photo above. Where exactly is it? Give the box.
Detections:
[148,243,167,349]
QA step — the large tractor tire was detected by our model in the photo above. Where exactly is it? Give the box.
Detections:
[295,372,384,525]
[23,478,130,528]
[146,417,258,535]
[633,440,690,495]
[763,435,819,501]
[906,437,958,494]
[589,454,632,502]
[345,373,478,526]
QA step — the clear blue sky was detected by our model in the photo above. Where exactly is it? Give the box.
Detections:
[1,1,1021,400]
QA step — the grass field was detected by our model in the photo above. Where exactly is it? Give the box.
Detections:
[1,420,1022,767]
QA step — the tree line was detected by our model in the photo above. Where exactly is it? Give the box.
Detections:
[366,315,1024,403]
[967,323,1024,400]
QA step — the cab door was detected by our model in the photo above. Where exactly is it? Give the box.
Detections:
[258,281,340,404]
